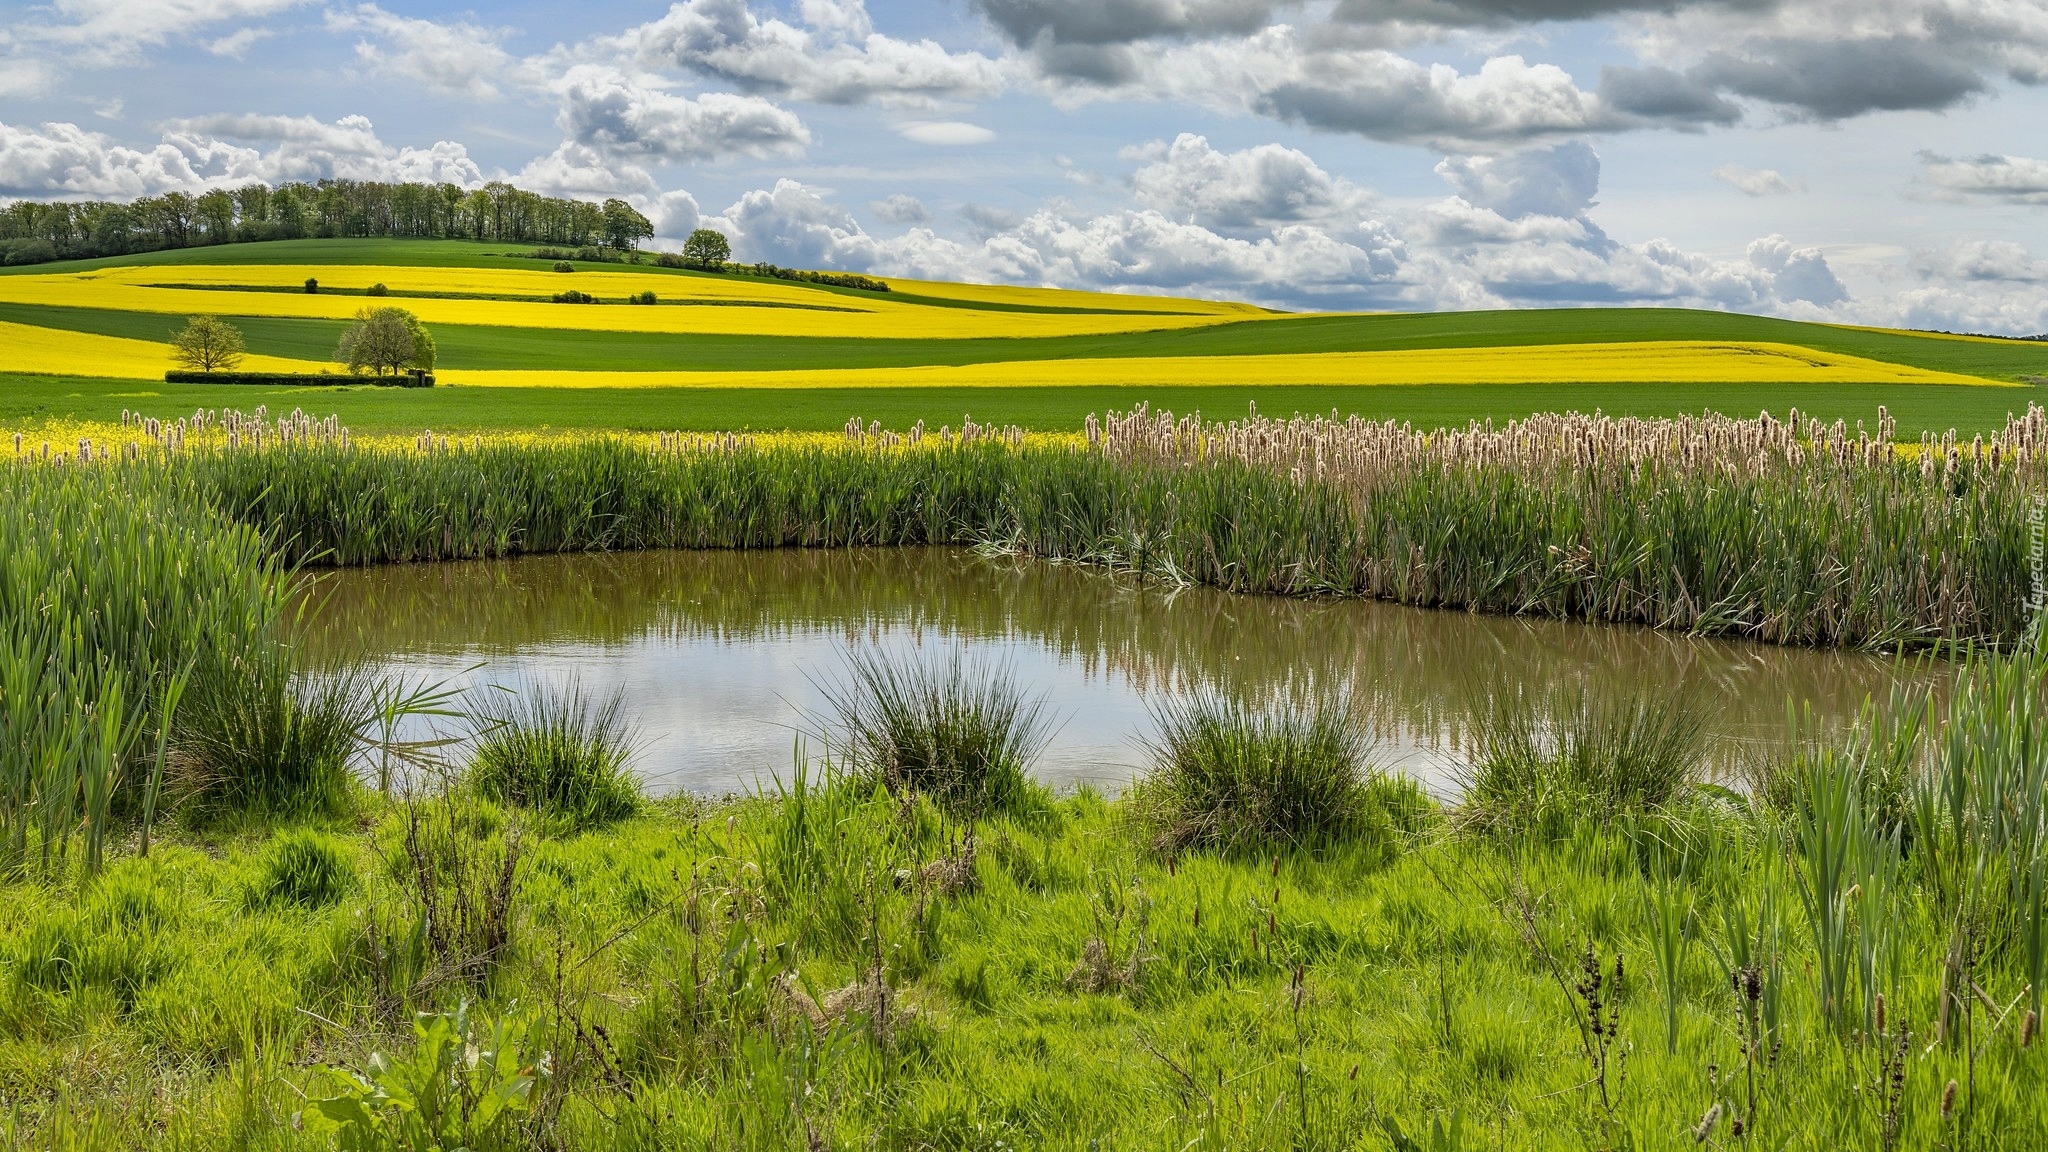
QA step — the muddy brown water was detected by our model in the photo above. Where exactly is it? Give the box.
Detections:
[298,547,1954,796]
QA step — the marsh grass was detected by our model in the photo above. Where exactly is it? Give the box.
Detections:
[175,658,382,815]
[1132,690,1397,857]
[140,402,2042,651]
[389,790,523,995]
[243,828,355,910]
[818,649,1053,816]
[0,462,288,870]
[1460,686,1705,835]
[467,683,641,833]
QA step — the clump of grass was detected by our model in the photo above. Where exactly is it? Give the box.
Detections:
[1459,687,1703,834]
[819,649,1052,815]
[176,658,380,815]
[468,683,640,832]
[244,828,356,910]
[1132,690,1395,856]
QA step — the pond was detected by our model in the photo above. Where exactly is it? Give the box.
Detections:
[300,547,1953,796]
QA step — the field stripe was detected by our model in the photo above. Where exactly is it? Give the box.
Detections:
[437,341,2001,389]
[0,267,1250,340]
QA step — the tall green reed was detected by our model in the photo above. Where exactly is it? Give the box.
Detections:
[0,462,286,873]
[1790,747,1901,1039]
[138,402,2041,652]
[1910,632,2048,1027]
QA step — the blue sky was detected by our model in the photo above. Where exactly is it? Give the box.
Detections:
[4,0,2048,331]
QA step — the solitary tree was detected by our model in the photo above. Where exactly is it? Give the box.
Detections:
[682,228,731,270]
[337,307,436,375]
[602,198,655,253]
[170,315,245,373]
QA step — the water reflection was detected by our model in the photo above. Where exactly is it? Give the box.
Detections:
[299,548,1953,796]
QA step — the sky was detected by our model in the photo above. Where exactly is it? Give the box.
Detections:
[3,0,2048,332]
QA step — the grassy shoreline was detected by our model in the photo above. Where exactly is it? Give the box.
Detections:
[3,408,2046,1149]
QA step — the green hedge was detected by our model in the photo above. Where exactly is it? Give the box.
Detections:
[165,370,435,388]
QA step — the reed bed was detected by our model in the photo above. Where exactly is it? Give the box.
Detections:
[21,399,2025,651]
[1089,402,2045,648]
[0,462,290,872]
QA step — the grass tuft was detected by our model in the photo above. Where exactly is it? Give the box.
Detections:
[1132,690,1398,857]
[467,683,641,832]
[244,828,356,910]
[819,649,1053,816]
[1459,687,1704,835]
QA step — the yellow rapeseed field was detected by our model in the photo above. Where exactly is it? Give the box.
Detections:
[0,266,1248,339]
[0,320,329,379]
[436,341,1994,389]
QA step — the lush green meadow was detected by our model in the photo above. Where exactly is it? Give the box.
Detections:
[3,409,2046,1148]
[5,371,2041,437]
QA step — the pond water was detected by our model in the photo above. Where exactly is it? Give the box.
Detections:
[299,547,1953,796]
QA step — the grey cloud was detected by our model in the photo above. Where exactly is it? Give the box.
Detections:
[1031,42,1143,83]
[1693,36,1984,119]
[960,202,1023,236]
[1436,141,1599,220]
[1918,152,2048,205]
[973,0,1283,47]
[1596,66,1740,126]
[621,0,1007,108]
[555,71,811,161]
[872,193,932,225]
[1257,54,1608,148]
[1917,239,2048,283]
[1329,0,1779,27]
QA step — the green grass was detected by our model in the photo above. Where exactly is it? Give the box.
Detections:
[467,683,642,833]
[7,371,2042,437]
[6,729,2046,1149]
[1131,690,1405,857]
[818,649,1054,817]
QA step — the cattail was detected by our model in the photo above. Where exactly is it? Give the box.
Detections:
[1875,991,1886,1033]
[1941,1078,1958,1119]
[1692,1102,1722,1144]
[2024,1009,2039,1049]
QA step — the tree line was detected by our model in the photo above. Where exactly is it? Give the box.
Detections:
[0,179,654,267]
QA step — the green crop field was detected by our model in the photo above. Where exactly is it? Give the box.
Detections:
[6,372,2042,437]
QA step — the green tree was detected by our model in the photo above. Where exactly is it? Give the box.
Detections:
[169,315,245,373]
[682,228,731,270]
[602,199,655,253]
[337,307,435,375]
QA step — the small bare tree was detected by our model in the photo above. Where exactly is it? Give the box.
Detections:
[170,315,245,373]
